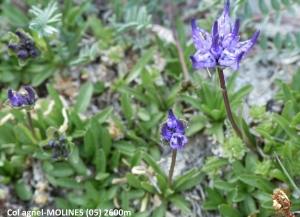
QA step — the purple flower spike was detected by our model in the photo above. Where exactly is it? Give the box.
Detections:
[190,0,259,71]
[24,86,35,104]
[17,50,28,59]
[160,108,188,150]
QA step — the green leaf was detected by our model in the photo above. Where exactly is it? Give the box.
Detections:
[84,129,95,158]
[274,152,300,195]
[95,172,110,181]
[174,171,205,192]
[141,182,157,194]
[172,168,196,190]
[152,201,167,217]
[113,141,135,157]
[55,178,84,189]
[118,87,148,104]
[202,158,228,172]
[202,201,220,210]
[281,0,290,5]
[126,173,142,189]
[206,186,225,204]
[74,82,93,113]
[32,67,55,86]
[156,174,167,194]
[251,191,271,201]
[232,160,246,176]
[131,151,143,168]
[68,146,88,176]
[253,126,273,141]
[14,124,37,145]
[282,83,293,102]
[121,93,133,126]
[15,179,33,201]
[273,113,298,138]
[261,200,274,209]
[105,185,118,201]
[245,152,258,173]
[238,174,276,191]
[85,181,99,202]
[274,33,282,50]
[127,189,145,200]
[94,106,113,123]
[259,34,268,51]
[218,204,243,217]
[46,84,63,110]
[137,108,151,121]
[214,180,235,191]
[142,151,166,179]
[170,195,192,215]
[47,162,75,177]
[100,128,112,157]
[271,0,281,10]
[230,85,254,103]
[125,47,155,83]
[227,189,238,204]
[109,150,120,170]
[96,149,106,173]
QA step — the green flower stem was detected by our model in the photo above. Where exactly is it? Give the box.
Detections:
[168,149,177,187]
[217,68,258,154]
[26,111,37,139]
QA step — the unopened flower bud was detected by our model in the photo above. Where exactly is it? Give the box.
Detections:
[17,50,28,59]
[29,49,39,58]
[8,44,19,51]
[15,30,26,40]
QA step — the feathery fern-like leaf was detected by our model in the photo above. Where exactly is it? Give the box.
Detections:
[29,1,62,38]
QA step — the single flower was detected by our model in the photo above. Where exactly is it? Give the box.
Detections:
[190,0,260,71]
[160,109,188,150]
[4,86,38,110]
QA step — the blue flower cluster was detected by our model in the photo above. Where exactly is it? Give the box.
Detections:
[160,109,188,150]
[40,127,74,160]
[190,0,259,71]
[8,29,39,59]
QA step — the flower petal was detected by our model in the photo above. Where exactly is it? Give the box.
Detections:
[8,89,19,107]
[190,50,216,69]
[170,133,187,150]
[218,48,244,70]
[216,0,233,37]
[167,108,177,128]
[24,86,35,104]
[222,18,240,48]
[239,30,260,59]
[191,18,212,50]
[160,123,172,141]
[17,93,28,106]
[175,120,185,134]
